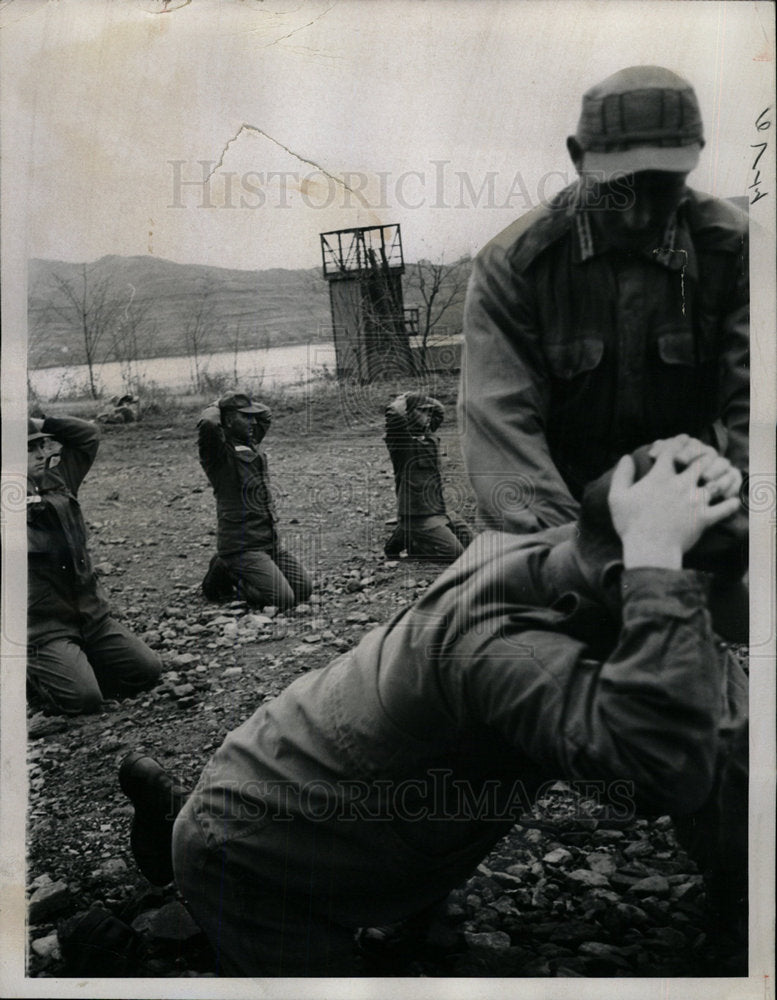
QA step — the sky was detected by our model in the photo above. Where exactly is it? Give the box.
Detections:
[1,0,774,272]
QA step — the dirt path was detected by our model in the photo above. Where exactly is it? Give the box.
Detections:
[26,401,743,978]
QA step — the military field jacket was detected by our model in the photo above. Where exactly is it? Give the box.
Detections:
[197,406,277,556]
[27,417,110,645]
[189,528,746,926]
[384,395,447,520]
[460,184,749,533]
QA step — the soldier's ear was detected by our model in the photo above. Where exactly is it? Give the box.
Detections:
[566,136,584,174]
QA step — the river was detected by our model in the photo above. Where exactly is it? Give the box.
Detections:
[28,342,339,400]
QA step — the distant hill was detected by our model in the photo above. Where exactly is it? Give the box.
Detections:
[28,255,332,369]
[28,253,469,369]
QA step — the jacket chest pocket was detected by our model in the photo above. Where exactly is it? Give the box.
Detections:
[656,320,718,367]
[407,447,438,472]
[658,329,698,366]
[651,326,717,434]
[544,338,604,381]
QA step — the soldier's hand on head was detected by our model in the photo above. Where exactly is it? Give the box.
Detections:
[387,393,410,417]
[609,438,741,570]
[428,410,444,433]
[648,434,742,501]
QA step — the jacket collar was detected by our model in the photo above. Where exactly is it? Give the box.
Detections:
[540,538,622,656]
[543,537,623,612]
[571,182,697,277]
[232,442,262,463]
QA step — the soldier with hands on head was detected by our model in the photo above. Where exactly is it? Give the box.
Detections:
[383,391,472,562]
[121,434,747,975]
[198,390,312,611]
[27,415,161,715]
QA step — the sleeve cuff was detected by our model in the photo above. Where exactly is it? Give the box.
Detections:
[621,567,709,621]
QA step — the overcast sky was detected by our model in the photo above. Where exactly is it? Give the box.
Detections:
[2,0,774,272]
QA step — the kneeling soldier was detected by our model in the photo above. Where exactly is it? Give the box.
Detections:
[27,416,161,715]
[122,436,748,975]
[383,391,473,562]
[198,391,312,611]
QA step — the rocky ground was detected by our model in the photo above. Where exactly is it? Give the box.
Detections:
[25,387,746,979]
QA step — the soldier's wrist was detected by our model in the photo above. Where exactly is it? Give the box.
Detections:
[621,536,682,570]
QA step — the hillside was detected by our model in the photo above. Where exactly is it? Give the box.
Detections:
[28,256,332,369]
[28,254,469,370]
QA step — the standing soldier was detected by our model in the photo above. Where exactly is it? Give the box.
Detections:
[460,66,748,536]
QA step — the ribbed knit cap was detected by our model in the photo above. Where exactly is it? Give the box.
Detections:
[575,66,704,179]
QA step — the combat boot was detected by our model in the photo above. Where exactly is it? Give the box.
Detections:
[119,752,189,886]
[201,554,234,601]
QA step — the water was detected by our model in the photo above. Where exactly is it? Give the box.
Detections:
[28,342,338,400]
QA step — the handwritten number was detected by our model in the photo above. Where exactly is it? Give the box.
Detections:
[751,112,770,204]
[750,141,767,169]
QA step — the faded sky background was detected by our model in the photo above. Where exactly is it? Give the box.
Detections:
[1,0,774,271]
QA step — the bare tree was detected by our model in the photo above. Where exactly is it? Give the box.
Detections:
[48,263,122,399]
[405,254,472,362]
[28,277,64,371]
[182,278,218,392]
[229,319,247,386]
[111,288,157,395]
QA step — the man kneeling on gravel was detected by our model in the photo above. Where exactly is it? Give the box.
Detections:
[383,391,473,562]
[198,390,312,611]
[27,415,162,715]
[120,435,748,975]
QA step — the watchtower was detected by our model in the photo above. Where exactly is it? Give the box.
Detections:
[320,224,418,382]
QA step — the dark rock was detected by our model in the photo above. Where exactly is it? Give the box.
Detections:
[629,875,671,897]
[592,829,625,843]
[31,932,61,961]
[171,653,196,667]
[549,956,589,975]
[610,872,641,890]
[623,838,654,858]
[98,858,128,877]
[29,881,70,922]
[564,868,610,889]
[147,901,202,943]
[28,716,69,739]
[131,909,160,935]
[534,940,574,957]
[542,847,573,865]
[577,941,633,970]
[601,901,649,931]
[586,852,617,876]
[492,871,524,889]
[671,879,703,902]
[648,926,690,949]
[463,930,512,952]
[548,920,601,945]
